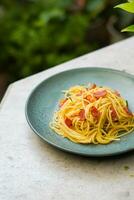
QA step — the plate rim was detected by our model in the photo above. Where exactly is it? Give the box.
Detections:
[25,67,134,157]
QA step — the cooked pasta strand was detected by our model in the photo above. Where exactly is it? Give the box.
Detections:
[50,84,134,144]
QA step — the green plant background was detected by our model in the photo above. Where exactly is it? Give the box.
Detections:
[115,0,134,31]
[0,0,134,84]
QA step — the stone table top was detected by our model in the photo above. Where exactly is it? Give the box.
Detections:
[0,37,134,200]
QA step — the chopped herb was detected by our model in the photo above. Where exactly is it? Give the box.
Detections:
[68,97,73,102]
[124,165,129,170]
[66,93,71,98]
[79,84,86,86]
[126,100,128,107]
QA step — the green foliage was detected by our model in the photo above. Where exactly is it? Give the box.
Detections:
[115,0,134,32]
[122,24,134,31]
[115,2,134,13]
[0,0,133,82]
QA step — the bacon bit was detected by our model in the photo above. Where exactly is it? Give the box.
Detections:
[59,99,67,107]
[114,90,120,97]
[123,107,133,116]
[76,90,83,96]
[79,109,85,121]
[89,83,96,90]
[84,101,89,106]
[91,106,100,119]
[65,118,72,128]
[85,95,96,103]
[93,90,107,99]
[111,106,117,120]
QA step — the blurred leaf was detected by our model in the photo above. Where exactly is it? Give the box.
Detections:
[115,0,134,33]
[0,0,131,83]
[86,0,107,17]
[115,2,134,13]
[39,9,65,24]
[121,24,134,31]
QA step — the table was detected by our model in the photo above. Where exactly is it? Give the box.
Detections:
[0,37,134,200]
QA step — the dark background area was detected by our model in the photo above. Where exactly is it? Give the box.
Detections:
[0,0,134,100]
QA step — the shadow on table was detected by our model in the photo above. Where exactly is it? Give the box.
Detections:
[30,128,134,162]
[27,127,134,181]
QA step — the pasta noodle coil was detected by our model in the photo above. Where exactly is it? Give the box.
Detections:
[50,84,134,144]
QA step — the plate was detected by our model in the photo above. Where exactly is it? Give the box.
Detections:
[25,67,134,156]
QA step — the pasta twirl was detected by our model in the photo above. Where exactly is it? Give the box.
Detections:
[50,84,134,144]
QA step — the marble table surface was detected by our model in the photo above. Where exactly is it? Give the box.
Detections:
[0,37,134,200]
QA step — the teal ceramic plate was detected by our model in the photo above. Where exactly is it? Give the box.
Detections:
[25,67,134,156]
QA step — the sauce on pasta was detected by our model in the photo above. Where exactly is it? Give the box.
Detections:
[50,84,134,144]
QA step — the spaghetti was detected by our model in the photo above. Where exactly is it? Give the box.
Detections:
[50,84,134,144]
